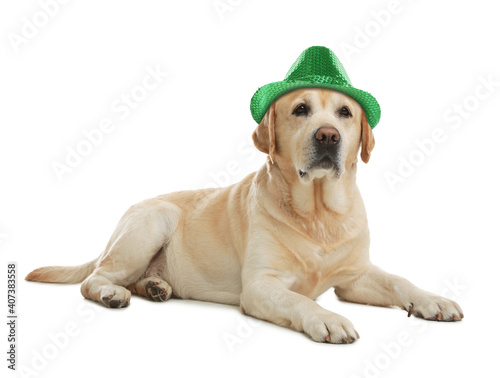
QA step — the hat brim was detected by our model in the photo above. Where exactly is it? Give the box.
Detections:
[250,80,381,128]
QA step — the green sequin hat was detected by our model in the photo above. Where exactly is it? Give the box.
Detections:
[250,46,381,128]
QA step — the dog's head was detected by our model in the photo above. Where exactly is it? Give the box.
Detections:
[253,88,375,181]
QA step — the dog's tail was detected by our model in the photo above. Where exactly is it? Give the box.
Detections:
[25,258,98,284]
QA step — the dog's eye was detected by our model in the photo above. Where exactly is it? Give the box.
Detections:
[339,106,352,118]
[293,103,309,116]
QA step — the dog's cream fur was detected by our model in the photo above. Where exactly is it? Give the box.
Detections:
[27,88,463,343]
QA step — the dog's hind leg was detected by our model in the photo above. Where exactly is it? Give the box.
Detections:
[80,198,181,308]
[127,249,173,302]
[127,276,173,302]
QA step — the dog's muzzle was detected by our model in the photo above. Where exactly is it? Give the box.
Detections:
[298,126,343,179]
[308,126,342,169]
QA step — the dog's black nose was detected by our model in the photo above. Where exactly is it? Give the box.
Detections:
[315,127,340,146]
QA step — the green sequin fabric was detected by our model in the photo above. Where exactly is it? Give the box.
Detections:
[250,46,381,128]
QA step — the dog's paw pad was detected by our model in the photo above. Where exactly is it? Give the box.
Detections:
[145,280,172,302]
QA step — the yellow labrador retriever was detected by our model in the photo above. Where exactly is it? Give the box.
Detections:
[27,88,463,343]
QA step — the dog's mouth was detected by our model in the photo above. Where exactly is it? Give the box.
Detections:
[311,155,336,170]
[298,154,342,180]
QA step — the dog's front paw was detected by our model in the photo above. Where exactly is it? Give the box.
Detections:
[406,294,463,321]
[303,311,359,344]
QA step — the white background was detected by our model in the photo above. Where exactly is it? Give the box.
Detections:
[1,1,499,377]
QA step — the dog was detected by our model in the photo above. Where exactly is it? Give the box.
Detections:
[26,88,463,343]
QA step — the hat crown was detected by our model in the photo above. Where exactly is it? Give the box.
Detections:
[250,45,380,128]
[284,46,352,87]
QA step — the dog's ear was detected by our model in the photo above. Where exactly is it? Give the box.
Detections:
[252,102,277,163]
[360,111,375,164]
